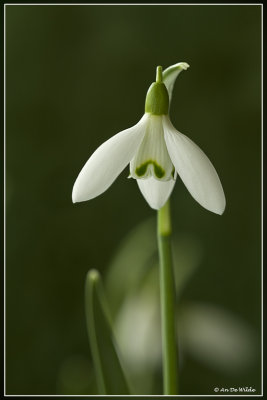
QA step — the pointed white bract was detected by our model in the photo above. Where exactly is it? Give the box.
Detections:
[162,62,190,104]
[72,62,226,214]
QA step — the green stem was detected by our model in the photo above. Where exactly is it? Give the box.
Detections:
[156,65,163,83]
[157,199,178,395]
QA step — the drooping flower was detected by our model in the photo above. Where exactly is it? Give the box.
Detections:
[72,63,226,214]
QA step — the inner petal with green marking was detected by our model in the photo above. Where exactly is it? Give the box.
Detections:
[130,114,174,181]
[135,159,165,179]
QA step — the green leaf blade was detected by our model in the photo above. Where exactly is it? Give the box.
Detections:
[85,269,130,395]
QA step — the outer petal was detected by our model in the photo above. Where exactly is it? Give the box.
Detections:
[137,177,176,210]
[72,115,148,203]
[163,116,226,215]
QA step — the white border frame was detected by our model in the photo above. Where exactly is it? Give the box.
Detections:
[3,2,263,397]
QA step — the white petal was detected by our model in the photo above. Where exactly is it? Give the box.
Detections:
[162,62,190,105]
[163,116,226,215]
[72,115,148,203]
[137,177,176,210]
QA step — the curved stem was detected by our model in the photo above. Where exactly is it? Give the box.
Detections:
[157,199,178,394]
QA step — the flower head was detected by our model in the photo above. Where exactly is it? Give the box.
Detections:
[72,63,226,214]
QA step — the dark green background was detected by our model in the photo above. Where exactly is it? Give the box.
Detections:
[6,4,261,395]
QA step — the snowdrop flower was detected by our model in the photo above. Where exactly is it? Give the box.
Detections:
[72,63,225,214]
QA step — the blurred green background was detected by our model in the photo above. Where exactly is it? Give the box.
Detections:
[6,4,261,395]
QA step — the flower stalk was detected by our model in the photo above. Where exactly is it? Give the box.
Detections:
[157,199,179,395]
[156,65,163,83]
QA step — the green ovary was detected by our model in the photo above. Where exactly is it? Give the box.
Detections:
[136,160,165,179]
